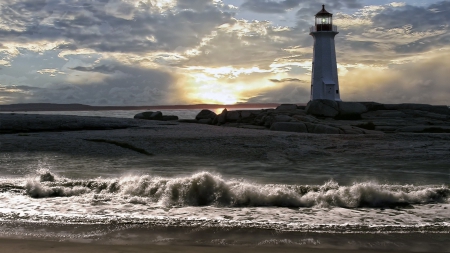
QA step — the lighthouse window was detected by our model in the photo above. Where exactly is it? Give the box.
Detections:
[336,90,339,94]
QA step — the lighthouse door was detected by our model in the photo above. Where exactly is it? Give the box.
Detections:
[322,79,336,100]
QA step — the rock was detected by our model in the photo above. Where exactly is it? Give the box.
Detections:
[226,111,240,122]
[306,100,339,117]
[397,126,450,133]
[305,123,341,134]
[270,122,308,133]
[362,130,385,134]
[292,115,317,123]
[133,111,163,120]
[403,110,449,120]
[162,115,179,121]
[336,102,368,119]
[238,124,267,130]
[289,109,307,116]
[276,104,298,111]
[150,111,163,120]
[217,109,227,125]
[380,111,408,118]
[198,118,212,124]
[239,110,260,123]
[273,115,293,122]
[384,103,450,115]
[195,110,217,121]
[338,125,365,134]
[133,112,150,119]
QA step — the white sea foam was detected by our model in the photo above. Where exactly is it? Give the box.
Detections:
[20,170,449,208]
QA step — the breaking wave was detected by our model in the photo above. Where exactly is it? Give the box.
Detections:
[13,170,450,208]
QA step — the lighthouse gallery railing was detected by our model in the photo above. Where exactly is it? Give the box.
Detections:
[310,25,338,32]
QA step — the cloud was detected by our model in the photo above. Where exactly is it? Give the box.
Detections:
[242,0,363,14]
[340,49,450,104]
[247,83,310,103]
[269,78,302,83]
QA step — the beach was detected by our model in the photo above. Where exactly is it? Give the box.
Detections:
[0,113,449,252]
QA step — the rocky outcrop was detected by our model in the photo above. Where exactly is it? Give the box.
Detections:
[306,100,368,119]
[173,101,449,135]
[305,100,339,117]
[134,111,178,121]
[336,101,367,119]
[0,114,139,133]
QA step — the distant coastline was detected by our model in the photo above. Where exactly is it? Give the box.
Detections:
[0,103,285,112]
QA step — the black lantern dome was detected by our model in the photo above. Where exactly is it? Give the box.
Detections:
[315,5,333,31]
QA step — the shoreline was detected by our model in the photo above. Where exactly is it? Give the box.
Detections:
[1,223,448,253]
[0,238,415,253]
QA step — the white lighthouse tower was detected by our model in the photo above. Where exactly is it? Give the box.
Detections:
[310,5,341,101]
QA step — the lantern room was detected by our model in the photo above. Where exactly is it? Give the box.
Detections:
[315,5,333,31]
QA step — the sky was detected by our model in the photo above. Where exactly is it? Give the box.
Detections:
[0,0,449,106]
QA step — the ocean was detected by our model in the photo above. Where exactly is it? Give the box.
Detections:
[0,110,449,251]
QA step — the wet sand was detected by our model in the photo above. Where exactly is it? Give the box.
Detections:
[0,238,417,253]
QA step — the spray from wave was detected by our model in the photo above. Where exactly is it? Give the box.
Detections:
[18,170,450,208]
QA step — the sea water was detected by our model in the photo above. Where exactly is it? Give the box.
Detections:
[0,110,449,250]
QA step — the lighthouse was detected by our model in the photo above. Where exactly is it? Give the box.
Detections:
[310,5,341,101]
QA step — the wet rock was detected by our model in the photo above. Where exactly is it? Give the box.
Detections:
[134,111,162,120]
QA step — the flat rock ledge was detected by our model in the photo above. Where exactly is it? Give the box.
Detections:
[180,101,450,134]
[0,114,140,134]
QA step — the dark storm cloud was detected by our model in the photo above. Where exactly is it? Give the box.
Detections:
[0,0,234,53]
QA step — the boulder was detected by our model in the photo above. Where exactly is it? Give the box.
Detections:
[226,111,240,122]
[273,115,293,122]
[239,110,260,123]
[305,123,341,134]
[292,115,317,123]
[270,122,308,133]
[289,109,307,116]
[275,104,298,111]
[306,100,339,117]
[217,108,227,125]
[195,109,217,121]
[336,102,368,119]
[150,111,163,120]
[133,111,163,120]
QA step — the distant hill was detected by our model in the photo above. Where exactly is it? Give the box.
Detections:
[0,103,287,112]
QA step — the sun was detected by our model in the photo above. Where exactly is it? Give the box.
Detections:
[191,90,238,104]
